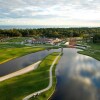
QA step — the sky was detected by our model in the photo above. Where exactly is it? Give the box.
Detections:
[0,0,100,27]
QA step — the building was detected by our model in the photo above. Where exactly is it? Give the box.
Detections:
[32,38,53,44]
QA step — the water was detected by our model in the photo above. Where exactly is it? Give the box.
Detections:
[51,48,100,100]
[0,49,60,76]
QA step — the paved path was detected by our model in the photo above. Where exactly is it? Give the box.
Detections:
[0,61,41,82]
[23,53,61,100]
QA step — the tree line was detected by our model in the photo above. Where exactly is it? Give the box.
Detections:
[0,27,100,43]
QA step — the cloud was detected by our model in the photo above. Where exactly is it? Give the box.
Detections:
[0,0,100,26]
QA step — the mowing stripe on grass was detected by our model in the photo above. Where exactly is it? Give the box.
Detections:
[23,53,61,100]
[0,52,60,100]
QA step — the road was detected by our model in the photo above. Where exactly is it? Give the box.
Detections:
[51,48,100,100]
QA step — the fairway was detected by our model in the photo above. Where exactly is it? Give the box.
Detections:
[0,46,44,64]
[78,43,100,61]
[0,52,60,100]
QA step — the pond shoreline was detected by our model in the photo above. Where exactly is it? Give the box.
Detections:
[0,49,61,76]
[0,61,41,82]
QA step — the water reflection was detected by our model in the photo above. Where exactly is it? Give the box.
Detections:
[51,48,100,100]
[52,77,97,100]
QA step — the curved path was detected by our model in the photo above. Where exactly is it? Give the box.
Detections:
[23,53,61,100]
[0,61,41,82]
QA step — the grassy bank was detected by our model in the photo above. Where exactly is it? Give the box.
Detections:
[0,46,44,64]
[30,53,62,100]
[78,43,100,61]
[0,43,26,49]
[0,52,60,100]
[6,37,29,42]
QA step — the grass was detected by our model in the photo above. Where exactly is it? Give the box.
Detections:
[0,52,60,100]
[0,41,61,64]
[78,43,100,61]
[87,43,100,50]
[0,45,44,64]
[0,43,26,49]
[30,53,62,100]
[6,37,30,42]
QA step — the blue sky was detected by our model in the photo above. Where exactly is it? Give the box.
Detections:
[0,0,100,27]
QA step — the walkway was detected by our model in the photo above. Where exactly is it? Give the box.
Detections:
[23,53,61,100]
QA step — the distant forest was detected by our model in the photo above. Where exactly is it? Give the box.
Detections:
[0,28,100,43]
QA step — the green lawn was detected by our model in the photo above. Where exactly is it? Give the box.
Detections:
[30,53,62,100]
[88,43,100,50]
[0,52,60,100]
[78,43,100,61]
[0,43,26,49]
[6,37,30,42]
[0,46,44,64]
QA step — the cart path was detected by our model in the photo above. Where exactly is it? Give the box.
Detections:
[23,53,61,100]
